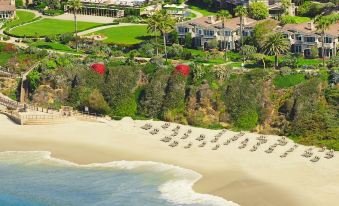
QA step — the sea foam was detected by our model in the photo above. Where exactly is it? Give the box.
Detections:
[0,151,239,206]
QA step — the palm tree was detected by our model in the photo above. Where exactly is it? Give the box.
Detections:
[234,6,248,50]
[234,6,248,64]
[157,10,176,61]
[216,10,232,61]
[147,12,161,55]
[315,14,338,68]
[67,0,83,52]
[262,32,290,69]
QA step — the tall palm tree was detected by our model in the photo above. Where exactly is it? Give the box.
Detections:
[315,14,338,68]
[280,0,291,17]
[216,10,232,61]
[234,6,248,50]
[67,0,83,52]
[157,10,176,61]
[262,32,290,69]
[147,12,161,55]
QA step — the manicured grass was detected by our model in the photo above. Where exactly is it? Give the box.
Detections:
[92,25,152,45]
[30,41,76,53]
[188,5,217,16]
[291,16,311,23]
[273,74,306,89]
[10,18,104,37]
[4,10,36,28]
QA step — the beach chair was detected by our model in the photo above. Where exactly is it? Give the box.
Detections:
[169,141,179,147]
[161,122,170,129]
[238,144,247,149]
[199,141,206,147]
[212,144,220,150]
[211,137,219,143]
[280,152,288,158]
[150,129,159,135]
[250,145,257,152]
[171,131,178,137]
[187,129,192,134]
[310,156,320,162]
[223,139,231,145]
[161,136,171,142]
[265,148,274,153]
[184,142,192,149]
[318,147,326,152]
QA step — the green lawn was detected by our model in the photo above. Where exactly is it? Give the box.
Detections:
[186,1,217,16]
[30,41,77,53]
[9,18,104,37]
[273,74,306,89]
[92,25,151,45]
[4,10,36,29]
[291,16,311,23]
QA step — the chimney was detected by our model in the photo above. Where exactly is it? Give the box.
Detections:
[307,22,315,31]
[207,16,216,24]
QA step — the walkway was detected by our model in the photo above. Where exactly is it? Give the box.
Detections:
[78,23,146,36]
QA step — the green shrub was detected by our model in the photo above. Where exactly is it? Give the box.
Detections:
[249,2,269,20]
[234,108,259,130]
[273,74,306,89]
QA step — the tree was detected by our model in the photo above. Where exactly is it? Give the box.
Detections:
[157,10,176,61]
[67,0,83,52]
[216,10,232,61]
[262,32,290,69]
[251,53,268,69]
[248,2,269,20]
[184,32,193,48]
[234,6,248,51]
[147,12,161,55]
[241,45,256,61]
[280,0,292,17]
[315,14,339,68]
[253,19,278,49]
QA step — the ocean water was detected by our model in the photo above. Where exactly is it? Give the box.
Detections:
[0,151,238,206]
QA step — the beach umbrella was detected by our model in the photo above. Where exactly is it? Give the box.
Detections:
[175,64,190,77]
[91,63,105,75]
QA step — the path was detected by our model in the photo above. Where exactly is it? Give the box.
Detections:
[78,23,146,36]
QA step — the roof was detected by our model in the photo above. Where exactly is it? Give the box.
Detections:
[282,21,339,37]
[163,4,186,9]
[183,16,257,31]
[0,5,15,12]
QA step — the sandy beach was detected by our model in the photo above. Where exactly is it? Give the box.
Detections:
[0,114,338,206]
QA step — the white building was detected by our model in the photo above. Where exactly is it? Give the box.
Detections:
[0,0,16,19]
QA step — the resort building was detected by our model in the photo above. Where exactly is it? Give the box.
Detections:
[64,0,148,18]
[176,16,258,49]
[163,4,188,19]
[0,0,16,19]
[214,0,295,18]
[281,22,339,58]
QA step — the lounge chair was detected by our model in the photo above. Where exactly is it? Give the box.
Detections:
[199,141,206,147]
[196,134,205,141]
[161,122,170,129]
[310,156,320,162]
[141,123,152,130]
[169,141,179,147]
[187,129,192,134]
[161,136,172,142]
[241,138,249,144]
[286,147,294,152]
[238,144,247,149]
[280,152,288,158]
[265,148,274,153]
[150,128,159,135]
[212,144,220,150]
[250,145,257,152]
[171,131,178,137]
[180,134,188,139]
[223,139,231,145]
[184,142,192,149]
[211,137,219,143]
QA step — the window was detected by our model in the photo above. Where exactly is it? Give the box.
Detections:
[295,34,302,41]
[304,36,315,42]
[203,30,214,36]
[224,31,231,36]
[294,45,302,53]
[324,36,332,43]
[195,28,203,35]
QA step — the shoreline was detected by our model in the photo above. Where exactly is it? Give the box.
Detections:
[0,114,338,206]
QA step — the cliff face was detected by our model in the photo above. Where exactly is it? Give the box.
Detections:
[25,59,338,149]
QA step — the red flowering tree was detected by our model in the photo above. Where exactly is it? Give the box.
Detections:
[91,63,105,75]
[175,64,190,77]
